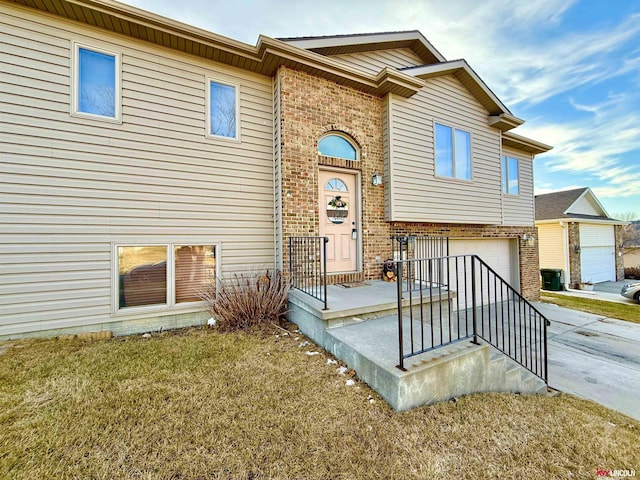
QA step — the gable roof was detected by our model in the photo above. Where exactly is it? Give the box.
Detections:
[535,187,624,224]
[278,31,446,65]
[402,60,517,119]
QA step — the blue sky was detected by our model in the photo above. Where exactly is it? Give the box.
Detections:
[120,0,640,219]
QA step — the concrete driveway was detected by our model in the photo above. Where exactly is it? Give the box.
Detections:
[546,280,638,305]
[533,301,640,421]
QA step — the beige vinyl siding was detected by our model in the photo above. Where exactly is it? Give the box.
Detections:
[568,196,601,216]
[501,147,535,226]
[537,223,567,274]
[0,4,274,337]
[387,75,502,224]
[330,48,424,75]
[383,95,392,220]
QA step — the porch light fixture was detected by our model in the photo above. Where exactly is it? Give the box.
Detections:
[371,172,383,186]
[522,233,535,246]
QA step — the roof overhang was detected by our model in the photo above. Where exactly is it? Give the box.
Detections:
[502,132,553,155]
[278,31,447,65]
[6,0,424,98]
[535,218,629,226]
[489,114,524,131]
[402,60,519,118]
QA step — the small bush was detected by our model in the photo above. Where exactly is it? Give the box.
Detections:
[198,269,289,332]
[624,266,640,280]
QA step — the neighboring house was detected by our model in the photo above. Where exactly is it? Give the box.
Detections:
[624,247,640,269]
[535,188,626,288]
[0,0,551,339]
[623,221,640,269]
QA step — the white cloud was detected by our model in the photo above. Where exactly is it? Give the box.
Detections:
[521,92,640,200]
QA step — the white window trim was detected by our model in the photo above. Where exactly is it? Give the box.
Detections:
[206,77,241,142]
[111,242,220,316]
[433,121,473,182]
[502,155,520,195]
[317,132,360,160]
[71,42,122,123]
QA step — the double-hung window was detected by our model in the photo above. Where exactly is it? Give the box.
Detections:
[116,244,217,311]
[208,79,239,139]
[434,123,472,180]
[501,155,519,194]
[73,43,120,121]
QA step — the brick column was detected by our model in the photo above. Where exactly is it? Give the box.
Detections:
[567,222,581,288]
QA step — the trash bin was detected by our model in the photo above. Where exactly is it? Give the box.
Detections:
[540,269,563,291]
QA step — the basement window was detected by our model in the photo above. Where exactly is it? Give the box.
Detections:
[116,244,217,311]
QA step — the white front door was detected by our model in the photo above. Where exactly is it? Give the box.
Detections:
[319,169,358,273]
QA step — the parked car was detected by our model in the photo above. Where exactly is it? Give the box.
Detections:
[621,282,640,303]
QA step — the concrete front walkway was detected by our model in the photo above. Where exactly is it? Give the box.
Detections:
[533,301,640,421]
[289,281,547,410]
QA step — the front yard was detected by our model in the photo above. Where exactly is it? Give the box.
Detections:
[1,326,638,479]
[541,292,640,324]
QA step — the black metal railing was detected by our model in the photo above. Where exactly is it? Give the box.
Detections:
[288,236,328,310]
[391,235,449,263]
[391,235,449,292]
[396,254,548,384]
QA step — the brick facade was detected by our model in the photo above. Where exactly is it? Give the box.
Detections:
[278,66,541,300]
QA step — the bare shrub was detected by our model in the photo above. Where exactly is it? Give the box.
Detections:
[198,269,289,332]
[624,266,640,280]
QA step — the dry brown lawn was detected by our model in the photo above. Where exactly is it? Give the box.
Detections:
[1,326,638,479]
[541,292,640,324]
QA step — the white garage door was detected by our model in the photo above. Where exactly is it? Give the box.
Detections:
[579,224,615,283]
[445,239,519,308]
[449,239,518,289]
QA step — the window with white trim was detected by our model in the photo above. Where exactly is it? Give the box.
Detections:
[434,123,472,180]
[73,44,120,120]
[208,79,238,139]
[318,133,358,160]
[116,244,217,310]
[501,155,519,194]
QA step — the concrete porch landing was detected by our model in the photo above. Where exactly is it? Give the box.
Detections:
[287,281,547,411]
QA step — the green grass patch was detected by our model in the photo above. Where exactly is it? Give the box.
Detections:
[1,327,639,479]
[541,292,640,324]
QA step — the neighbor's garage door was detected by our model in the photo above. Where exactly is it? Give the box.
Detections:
[447,239,519,308]
[579,224,615,283]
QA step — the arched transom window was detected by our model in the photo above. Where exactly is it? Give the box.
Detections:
[325,178,348,192]
[318,133,358,160]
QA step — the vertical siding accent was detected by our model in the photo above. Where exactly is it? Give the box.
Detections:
[383,94,393,220]
[0,4,274,337]
[330,48,425,75]
[538,223,567,273]
[388,74,502,224]
[273,70,283,269]
[501,147,535,226]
